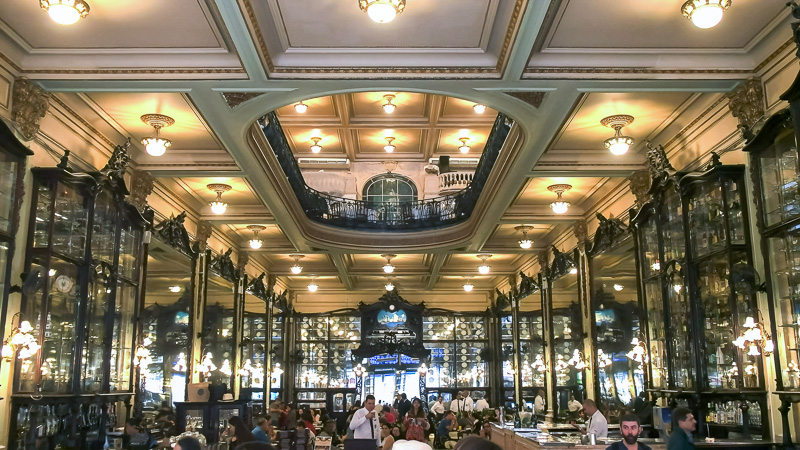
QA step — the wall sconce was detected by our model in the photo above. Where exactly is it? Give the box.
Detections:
[1,314,40,361]
[198,352,217,379]
[247,225,265,250]
[627,336,649,364]
[567,349,587,370]
[208,184,232,215]
[173,352,188,373]
[219,359,233,377]
[733,313,774,356]
[597,349,612,368]
[291,254,305,274]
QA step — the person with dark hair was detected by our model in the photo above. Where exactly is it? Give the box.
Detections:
[227,415,256,447]
[284,403,297,430]
[578,399,608,438]
[605,413,651,450]
[175,436,203,450]
[453,436,502,450]
[252,416,272,444]
[319,419,342,446]
[437,411,458,449]
[382,404,396,423]
[124,417,151,449]
[380,419,396,450]
[398,393,411,419]
[667,407,696,450]
[348,394,381,450]
[300,411,317,434]
[402,398,430,442]
[297,419,316,438]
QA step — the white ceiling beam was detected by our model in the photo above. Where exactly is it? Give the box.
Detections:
[328,253,355,290]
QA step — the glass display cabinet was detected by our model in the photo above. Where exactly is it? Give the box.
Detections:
[12,144,152,449]
[241,274,268,407]
[546,247,586,419]
[175,399,251,444]
[140,212,197,413]
[0,120,33,344]
[270,312,285,401]
[201,249,240,390]
[743,71,800,446]
[633,143,766,439]
[588,220,645,425]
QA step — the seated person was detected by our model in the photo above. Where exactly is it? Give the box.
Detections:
[297,419,316,439]
[381,420,396,450]
[436,411,458,449]
[252,416,272,444]
[124,417,152,450]
[319,419,342,447]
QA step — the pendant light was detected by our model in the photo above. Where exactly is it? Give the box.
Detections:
[358,0,406,23]
[247,225,265,249]
[382,95,397,113]
[458,137,470,154]
[477,254,492,275]
[601,115,635,156]
[548,184,572,214]
[384,137,396,153]
[382,254,396,274]
[310,137,323,153]
[515,225,534,249]
[290,255,305,274]
[208,184,232,215]
[385,277,395,291]
[473,104,486,114]
[295,102,309,113]
[307,277,319,293]
[140,114,175,157]
[681,0,731,29]
[463,278,474,292]
[40,0,90,25]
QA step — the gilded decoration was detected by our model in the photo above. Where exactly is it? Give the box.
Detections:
[127,170,155,212]
[573,219,588,246]
[11,77,50,141]
[503,91,546,109]
[727,77,765,141]
[222,92,266,109]
[628,169,650,208]
[195,220,213,250]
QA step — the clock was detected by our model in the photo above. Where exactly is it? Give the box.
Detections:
[55,275,73,293]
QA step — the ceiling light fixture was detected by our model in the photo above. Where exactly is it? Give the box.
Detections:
[463,278,474,292]
[295,102,309,113]
[307,278,318,293]
[473,104,487,114]
[477,254,492,275]
[601,115,635,156]
[382,95,397,113]
[140,114,175,157]
[40,0,90,25]
[613,284,624,291]
[384,137,396,153]
[358,0,406,23]
[570,267,579,275]
[681,0,731,29]
[208,184,232,215]
[169,286,181,293]
[515,225,534,249]
[385,277,395,291]
[290,255,305,274]
[382,254,396,274]
[310,137,323,154]
[548,184,572,214]
[247,225,266,250]
[458,137,471,154]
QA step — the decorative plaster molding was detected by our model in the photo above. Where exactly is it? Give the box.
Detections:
[537,249,549,269]
[128,170,155,212]
[628,169,650,208]
[727,77,765,141]
[222,92,266,109]
[573,219,587,245]
[11,77,49,141]
[503,91,546,108]
[238,251,249,270]
[196,220,213,250]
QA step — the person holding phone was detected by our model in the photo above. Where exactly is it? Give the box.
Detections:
[403,398,430,443]
[348,395,381,450]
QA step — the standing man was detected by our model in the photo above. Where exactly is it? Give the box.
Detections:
[533,390,546,416]
[667,407,696,450]
[431,396,445,420]
[579,399,608,438]
[347,394,381,450]
[605,413,652,450]
[398,393,412,419]
[462,391,474,412]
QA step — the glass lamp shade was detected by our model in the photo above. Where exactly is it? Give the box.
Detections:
[307,282,318,292]
[384,143,395,153]
[604,135,634,155]
[473,104,486,114]
[613,284,624,291]
[291,264,303,274]
[41,0,90,25]
[478,264,491,275]
[169,286,181,293]
[550,201,570,214]
[569,267,578,275]
[360,0,406,23]
[385,281,395,291]
[382,103,396,113]
[249,239,263,249]
[682,0,730,29]
[295,102,308,113]
[463,282,474,292]
[518,239,533,249]
[310,144,322,153]
[142,137,171,156]
[210,201,228,215]
[383,264,395,274]
[459,144,470,154]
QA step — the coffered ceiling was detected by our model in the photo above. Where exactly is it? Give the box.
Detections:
[1,0,793,305]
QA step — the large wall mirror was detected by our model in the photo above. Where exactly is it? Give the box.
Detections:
[202,254,239,390]
[518,278,547,412]
[590,236,645,424]
[548,248,585,418]
[141,237,195,409]
[240,289,267,400]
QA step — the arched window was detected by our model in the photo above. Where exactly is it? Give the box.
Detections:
[363,174,418,205]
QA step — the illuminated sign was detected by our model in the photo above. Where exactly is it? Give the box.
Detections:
[377,309,407,328]
[369,353,420,366]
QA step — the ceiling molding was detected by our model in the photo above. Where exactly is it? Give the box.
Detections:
[222,91,267,108]
[502,91,546,108]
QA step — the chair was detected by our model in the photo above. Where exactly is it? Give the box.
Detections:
[237,443,274,450]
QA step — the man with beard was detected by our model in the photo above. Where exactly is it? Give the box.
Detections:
[605,413,652,450]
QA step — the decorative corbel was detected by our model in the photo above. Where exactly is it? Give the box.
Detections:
[195,220,213,251]
[537,249,549,271]
[628,169,650,208]
[727,77,765,142]
[573,219,588,248]
[11,77,50,141]
[237,251,249,271]
[127,170,155,212]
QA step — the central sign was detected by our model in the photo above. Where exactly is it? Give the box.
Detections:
[354,290,429,360]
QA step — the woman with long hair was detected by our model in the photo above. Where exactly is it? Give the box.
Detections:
[402,398,429,442]
[227,415,256,447]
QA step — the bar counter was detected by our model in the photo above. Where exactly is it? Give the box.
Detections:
[489,424,773,449]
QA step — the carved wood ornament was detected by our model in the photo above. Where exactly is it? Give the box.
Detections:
[727,77,765,142]
[128,170,155,212]
[11,77,50,141]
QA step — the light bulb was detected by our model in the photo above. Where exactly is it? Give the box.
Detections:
[367,3,398,23]
[613,284,623,291]
[551,201,570,214]
[210,201,228,215]
[291,265,303,274]
[652,262,661,271]
[48,269,56,277]
[295,102,308,113]
[385,281,395,291]
[142,138,170,157]
[463,282,474,292]
[519,239,533,249]
[249,239,263,250]
[688,2,725,29]
[473,104,486,114]
[604,136,632,156]
[569,267,578,275]
[383,264,395,274]
[308,281,318,292]
[743,316,757,328]
[169,286,181,293]
[748,345,761,357]
[478,264,490,275]
[384,137,396,153]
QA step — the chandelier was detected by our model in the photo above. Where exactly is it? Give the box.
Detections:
[473,104,486,114]
[601,115,634,156]
[477,254,492,275]
[463,278,474,292]
[295,102,309,113]
[358,0,406,23]
[220,359,233,377]
[382,254,396,273]
[291,254,304,274]
[1,314,40,361]
[384,137,396,153]
[140,114,175,157]
[247,225,265,249]
[548,184,571,214]
[385,277,395,291]
[310,137,323,153]
[382,95,397,113]
[733,314,774,356]
[208,184,232,215]
[597,349,612,368]
[567,349,587,370]
[308,278,319,293]
[681,0,731,29]
[458,137,471,154]
[40,0,90,25]
[516,225,533,249]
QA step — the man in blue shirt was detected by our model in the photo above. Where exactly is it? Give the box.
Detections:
[605,413,651,450]
[667,407,696,450]
[437,411,457,449]
[252,416,272,444]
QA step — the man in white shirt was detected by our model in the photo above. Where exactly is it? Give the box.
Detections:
[348,395,381,450]
[533,389,546,416]
[462,391,474,412]
[431,396,445,418]
[580,399,608,438]
[568,395,583,414]
[450,391,472,415]
[474,395,490,412]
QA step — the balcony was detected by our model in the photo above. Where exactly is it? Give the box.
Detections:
[258,111,512,231]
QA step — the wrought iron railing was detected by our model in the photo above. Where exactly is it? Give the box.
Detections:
[258,111,512,230]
